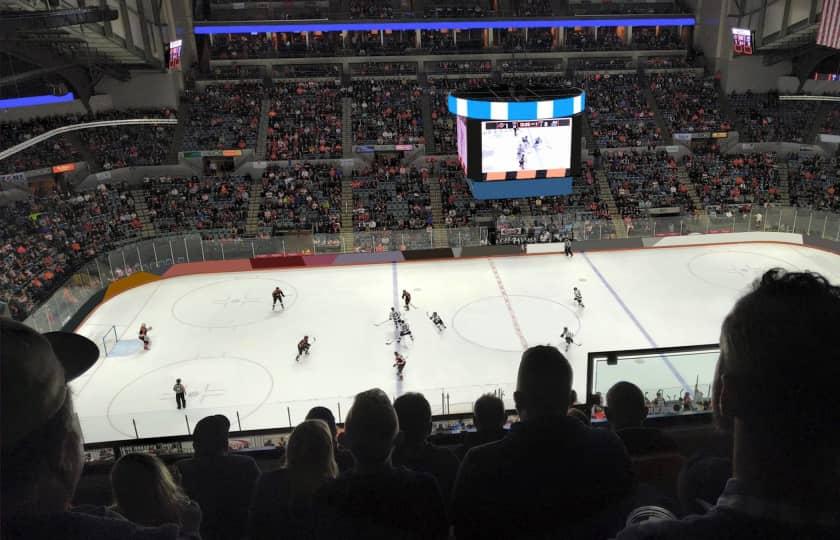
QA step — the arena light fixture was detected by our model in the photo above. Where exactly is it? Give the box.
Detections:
[0,92,75,109]
[194,17,696,34]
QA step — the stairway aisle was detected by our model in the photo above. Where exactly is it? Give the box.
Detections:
[805,102,831,144]
[342,97,354,159]
[66,132,99,173]
[594,168,626,238]
[776,160,791,207]
[422,93,435,152]
[255,98,271,159]
[166,100,190,164]
[132,197,157,239]
[639,69,673,145]
[245,180,264,236]
[340,177,355,250]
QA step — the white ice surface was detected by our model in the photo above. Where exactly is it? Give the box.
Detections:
[72,243,840,443]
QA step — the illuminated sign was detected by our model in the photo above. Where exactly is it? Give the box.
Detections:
[51,163,76,174]
[732,27,753,56]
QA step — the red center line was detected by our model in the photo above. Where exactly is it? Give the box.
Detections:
[488,258,528,351]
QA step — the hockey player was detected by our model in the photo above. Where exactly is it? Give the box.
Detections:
[397,320,414,343]
[393,352,406,380]
[401,289,412,311]
[295,336,311,362]
[138,323,152,351]
[573,287,585,308]
[272,286,286,310]
[390,307,402,327]
[560,326,577,352]
[563,237,574,257]
[428,311,446,331]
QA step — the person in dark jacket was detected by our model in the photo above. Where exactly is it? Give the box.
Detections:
[451,345,635,540]
[176,414,260,540]
[250,419,338,540]
[456,393,508,460]
[305,406,354,472]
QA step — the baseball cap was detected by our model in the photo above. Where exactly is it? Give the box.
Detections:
[1,318,99,451]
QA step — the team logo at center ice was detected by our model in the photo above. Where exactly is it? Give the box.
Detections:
[212,294,263,309]
[724,263,765,278]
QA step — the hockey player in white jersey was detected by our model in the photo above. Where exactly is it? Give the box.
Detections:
[573,287,584,308]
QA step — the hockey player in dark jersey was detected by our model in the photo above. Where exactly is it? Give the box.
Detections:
[138,323,152,351]
[428,311,446,331]
[402,289,412,311]
[393,352,406,380]
[560,327,577,352]
[272,287,286,310]
[295,336,311,362]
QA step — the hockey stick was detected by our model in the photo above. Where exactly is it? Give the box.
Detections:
[373,319,390,327]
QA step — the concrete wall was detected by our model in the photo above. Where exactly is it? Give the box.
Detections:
[686,0,731,72]
[778,76,840,95]
[722,56,793,93]
[96,70,181,109]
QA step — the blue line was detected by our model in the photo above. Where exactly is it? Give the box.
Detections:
[391,262,400,353]
[582,252,691,393]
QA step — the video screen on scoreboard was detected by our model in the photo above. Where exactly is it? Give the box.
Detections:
[732,28,753,56]
[481,118,573,178]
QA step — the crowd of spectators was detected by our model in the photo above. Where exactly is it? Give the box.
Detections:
[264,81,344,160]
[729,92,819,143]
[820,105,840,135]
[271,63,342,79]
[564,28,626,51]
[499,28,553,51]
[424,3,486,18]
[650,73,729,133]
[210,33,273,59]
[684,150,782,209]
[183,83,262,150]
[569,57,634,71]
[81,124,175,170]
[632,27,683,49]
[144,175,251,234]
[580,74,662,148]
[351,79,424,145]
[429,78,486,154]
[352,159,433,230]
[9,267,837,538]
[787,154,840,212]
[605,150,693,216]
[1,185,142,320]
[426,60,492,75]
[200,64,264,80]
[0,115,81,173]
[258,163,342,233]
[349,0,395,18]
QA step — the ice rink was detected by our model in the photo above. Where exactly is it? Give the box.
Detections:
[72,243,840,443]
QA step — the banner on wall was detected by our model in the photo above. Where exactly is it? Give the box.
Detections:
[0,172,27,188]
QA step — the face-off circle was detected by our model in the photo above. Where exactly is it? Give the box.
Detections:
[687,250,801,291]
[171,277,298,328]
[105,355,274,439]
[453,295,581,353]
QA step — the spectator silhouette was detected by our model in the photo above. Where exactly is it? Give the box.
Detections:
[313,388,448,539]
[110,453,201,535]
[455,393,508,460]
[176,414,260,540]
[451,345,635,539]
[606,381,679,456]
[618,269,840,539]
[249,419,338,540]
[306,406,354,472]
[1,318,190,539]
[391,392,460,502]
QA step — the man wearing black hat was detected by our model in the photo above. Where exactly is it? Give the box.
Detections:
[0,318,193,540]
[176,414,261,540]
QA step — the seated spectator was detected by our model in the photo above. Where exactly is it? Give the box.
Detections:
[606,381,679,456]
[110,453,201,535]
[618,269,840,539]
[451,345,635,539]
[306,406,355,472]
[455,393,508,460]
[249,419,338,540]
[391,393,460,502]
[176,414,261,540]
[313,388,448,539]
[1,318,189,539]
[677,455,732,516]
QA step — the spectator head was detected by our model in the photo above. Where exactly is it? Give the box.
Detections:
[1,318,98,516]
[285,419,338,499]
[192,415,231,457]
[715,269,840,482]
[306,406,338,441]
[343,388,399,466]
[110,452,187,527]
[605,381,647,430]
[393,392,432,445]
[514,345,573,420]
[472,394,506,432]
